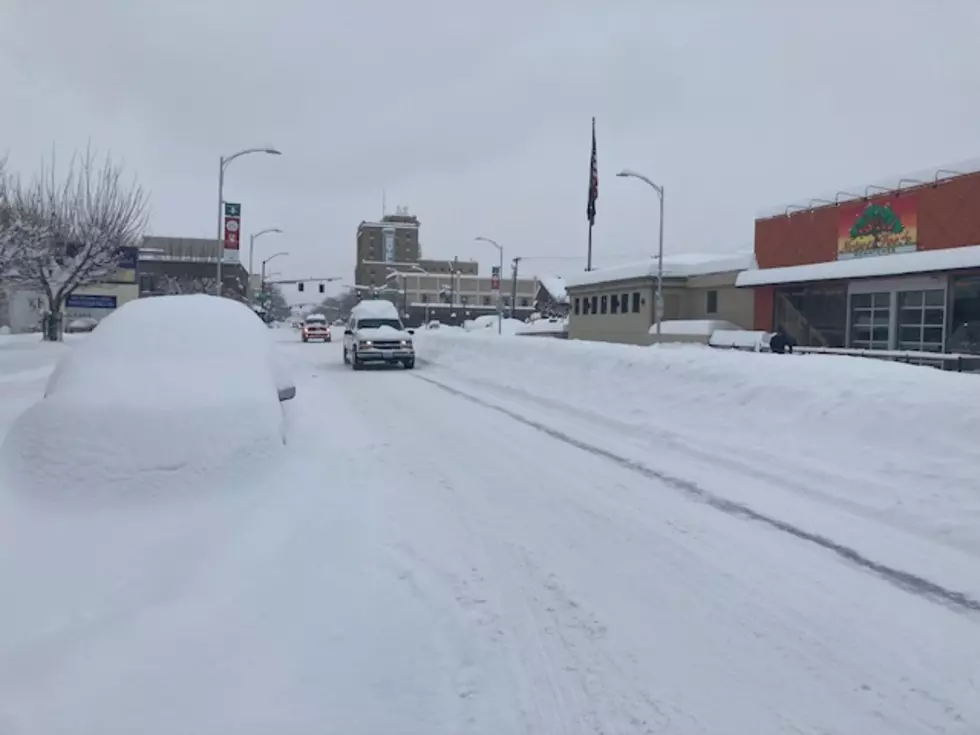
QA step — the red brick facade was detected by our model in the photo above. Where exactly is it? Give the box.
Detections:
[754,170,980,270]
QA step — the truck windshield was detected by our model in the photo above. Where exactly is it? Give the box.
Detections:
[358,318,402,330]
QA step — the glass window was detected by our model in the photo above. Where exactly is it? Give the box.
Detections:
[706,290,718,314]
[591,296,597,313]
[631,292,640,313]
[621,293,629,313]
[482,296,490,305]
[948,276,980,355]
[573,298,580,315]
[773,284,847,348]
[611,294,619,314]
[896,289,945,352]
[850,291,890,350]
[600,295,608,314]
[521,298,529,307]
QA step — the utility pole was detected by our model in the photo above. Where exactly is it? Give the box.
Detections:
[511,256,522,317]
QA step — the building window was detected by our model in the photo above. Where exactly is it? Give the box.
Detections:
[574,297,581,315]
[590,296,597,313]
[421,294,428,303]
[897,289,945,352]
[706,290,718,314]
[621,293,628,314]
[600,295,608,314]
[774,284,846,348]
[610,294,619,314]
[949,276,980,355]
[583,297,591,314]
[521,298,529,307]
[849,292,891,350]
[482,296,490,305]
[631,292,640,313]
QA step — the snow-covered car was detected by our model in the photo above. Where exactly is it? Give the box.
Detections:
[0,295,294,495]
[301,313,331,342]
[65,316,99,333]
[342,299,415,370]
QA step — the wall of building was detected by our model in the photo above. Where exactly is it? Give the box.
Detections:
[355,217,420,286]
[755,171,980,269]
[4,282,139,332]
[567,278,658,345]
[402,273,537,310]
[684,272,755,329]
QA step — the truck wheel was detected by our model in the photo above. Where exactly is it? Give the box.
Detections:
[343,349,349,364]
[403,359,415,370]
[352,357,364,371]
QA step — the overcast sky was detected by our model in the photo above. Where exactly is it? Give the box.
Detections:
[2,0,979,290]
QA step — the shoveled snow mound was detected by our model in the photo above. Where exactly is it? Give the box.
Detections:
[415,332,980,556]
[0,295,286,497]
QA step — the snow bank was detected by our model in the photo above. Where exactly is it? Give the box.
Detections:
[415,332,980,561]
[518,317,568,335]
[0,295,286,498]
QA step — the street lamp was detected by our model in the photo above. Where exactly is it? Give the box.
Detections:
[260,251,289,293]
[386,265,427,321]
[215,146,282,296]
[617,169,665,340]
[475,236,504,334]
[248,227,283,299]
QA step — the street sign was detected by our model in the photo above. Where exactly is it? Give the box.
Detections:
[491,265,500,292]
[223,202,241,264]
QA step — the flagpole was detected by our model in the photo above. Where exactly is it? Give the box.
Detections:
[587,222,593,271]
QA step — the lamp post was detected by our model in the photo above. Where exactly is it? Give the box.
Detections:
[260,251,289,296]
[386,265,427,323]
[616,169,665,340]
[248,227,283,300]
[216,147,282,296]
[475,236,504,334]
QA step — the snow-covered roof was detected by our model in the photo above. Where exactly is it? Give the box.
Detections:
[536,275,568,302]
[351,298,400,318]
[756,157,980,220]
[564,252,755,289]
[736,244,980,288]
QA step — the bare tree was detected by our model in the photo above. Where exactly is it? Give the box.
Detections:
[0,149,148,339]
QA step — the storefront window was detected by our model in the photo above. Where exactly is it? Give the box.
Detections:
[948,276,980,355]
[849,292,891,350]
[773,285,846,347]
[896,289,945,352]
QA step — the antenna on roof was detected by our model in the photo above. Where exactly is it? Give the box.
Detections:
[382,189,387,217]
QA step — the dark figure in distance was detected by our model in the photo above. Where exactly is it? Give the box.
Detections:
[769,327,796,354]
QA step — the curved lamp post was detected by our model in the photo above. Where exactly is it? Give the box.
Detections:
[617,169,665,339]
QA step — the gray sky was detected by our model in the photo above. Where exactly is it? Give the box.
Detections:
[3,0,979,290]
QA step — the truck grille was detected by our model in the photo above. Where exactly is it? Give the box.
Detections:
[370,341,402,349]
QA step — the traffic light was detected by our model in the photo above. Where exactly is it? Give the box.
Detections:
[318,283,325,293]
[298,282,304,292]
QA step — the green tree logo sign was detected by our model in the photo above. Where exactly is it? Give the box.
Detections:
[849,203,906,252]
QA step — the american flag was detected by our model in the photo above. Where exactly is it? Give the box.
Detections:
[587,117,598,226]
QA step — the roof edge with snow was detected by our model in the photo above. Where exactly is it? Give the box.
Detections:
[755,157,980,220]
[564,252,755,290]
[736,245,980,288]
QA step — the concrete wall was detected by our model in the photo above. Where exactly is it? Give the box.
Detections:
[567,278,659,345]
[566,270,755,345]
[684,271,755,329]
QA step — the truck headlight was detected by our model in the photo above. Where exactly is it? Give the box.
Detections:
[361,341,373,348]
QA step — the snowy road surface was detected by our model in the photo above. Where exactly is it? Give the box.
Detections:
[1,332,979,734]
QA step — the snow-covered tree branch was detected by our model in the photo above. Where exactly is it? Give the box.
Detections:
[0,148,148,339]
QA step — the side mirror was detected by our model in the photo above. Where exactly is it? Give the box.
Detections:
[278,385,296,402]
[407,328,415,335]
[344,328,353,335]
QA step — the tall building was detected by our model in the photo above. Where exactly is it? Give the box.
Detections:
[354,208,422,288]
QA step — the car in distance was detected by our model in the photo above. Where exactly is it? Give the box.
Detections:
[302,313,331,342]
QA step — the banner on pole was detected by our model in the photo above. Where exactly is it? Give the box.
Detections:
[223,202,241,264]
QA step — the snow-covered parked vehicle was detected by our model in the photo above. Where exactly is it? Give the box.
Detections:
[342,299,415,370]
[0,295,294,495]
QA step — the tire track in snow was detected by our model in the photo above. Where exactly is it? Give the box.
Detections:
[412,373,980,617]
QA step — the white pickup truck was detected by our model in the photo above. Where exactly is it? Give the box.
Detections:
[342,299,416,371]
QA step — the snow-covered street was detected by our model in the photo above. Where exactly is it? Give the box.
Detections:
[1,330,979,734]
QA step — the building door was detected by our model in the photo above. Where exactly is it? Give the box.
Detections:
[848,292,891,350]
[897,289,946,352]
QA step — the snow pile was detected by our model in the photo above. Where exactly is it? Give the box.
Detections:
[0,326,10,335]
[654,319,740,336]
[709,329,770,350]
[0,295,286,497]
[415,332,980,560]
[462,316,528,335]
[518,317,567,335]
[351,298,400,319]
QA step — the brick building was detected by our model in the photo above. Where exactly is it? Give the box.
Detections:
[737,163,980,355]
